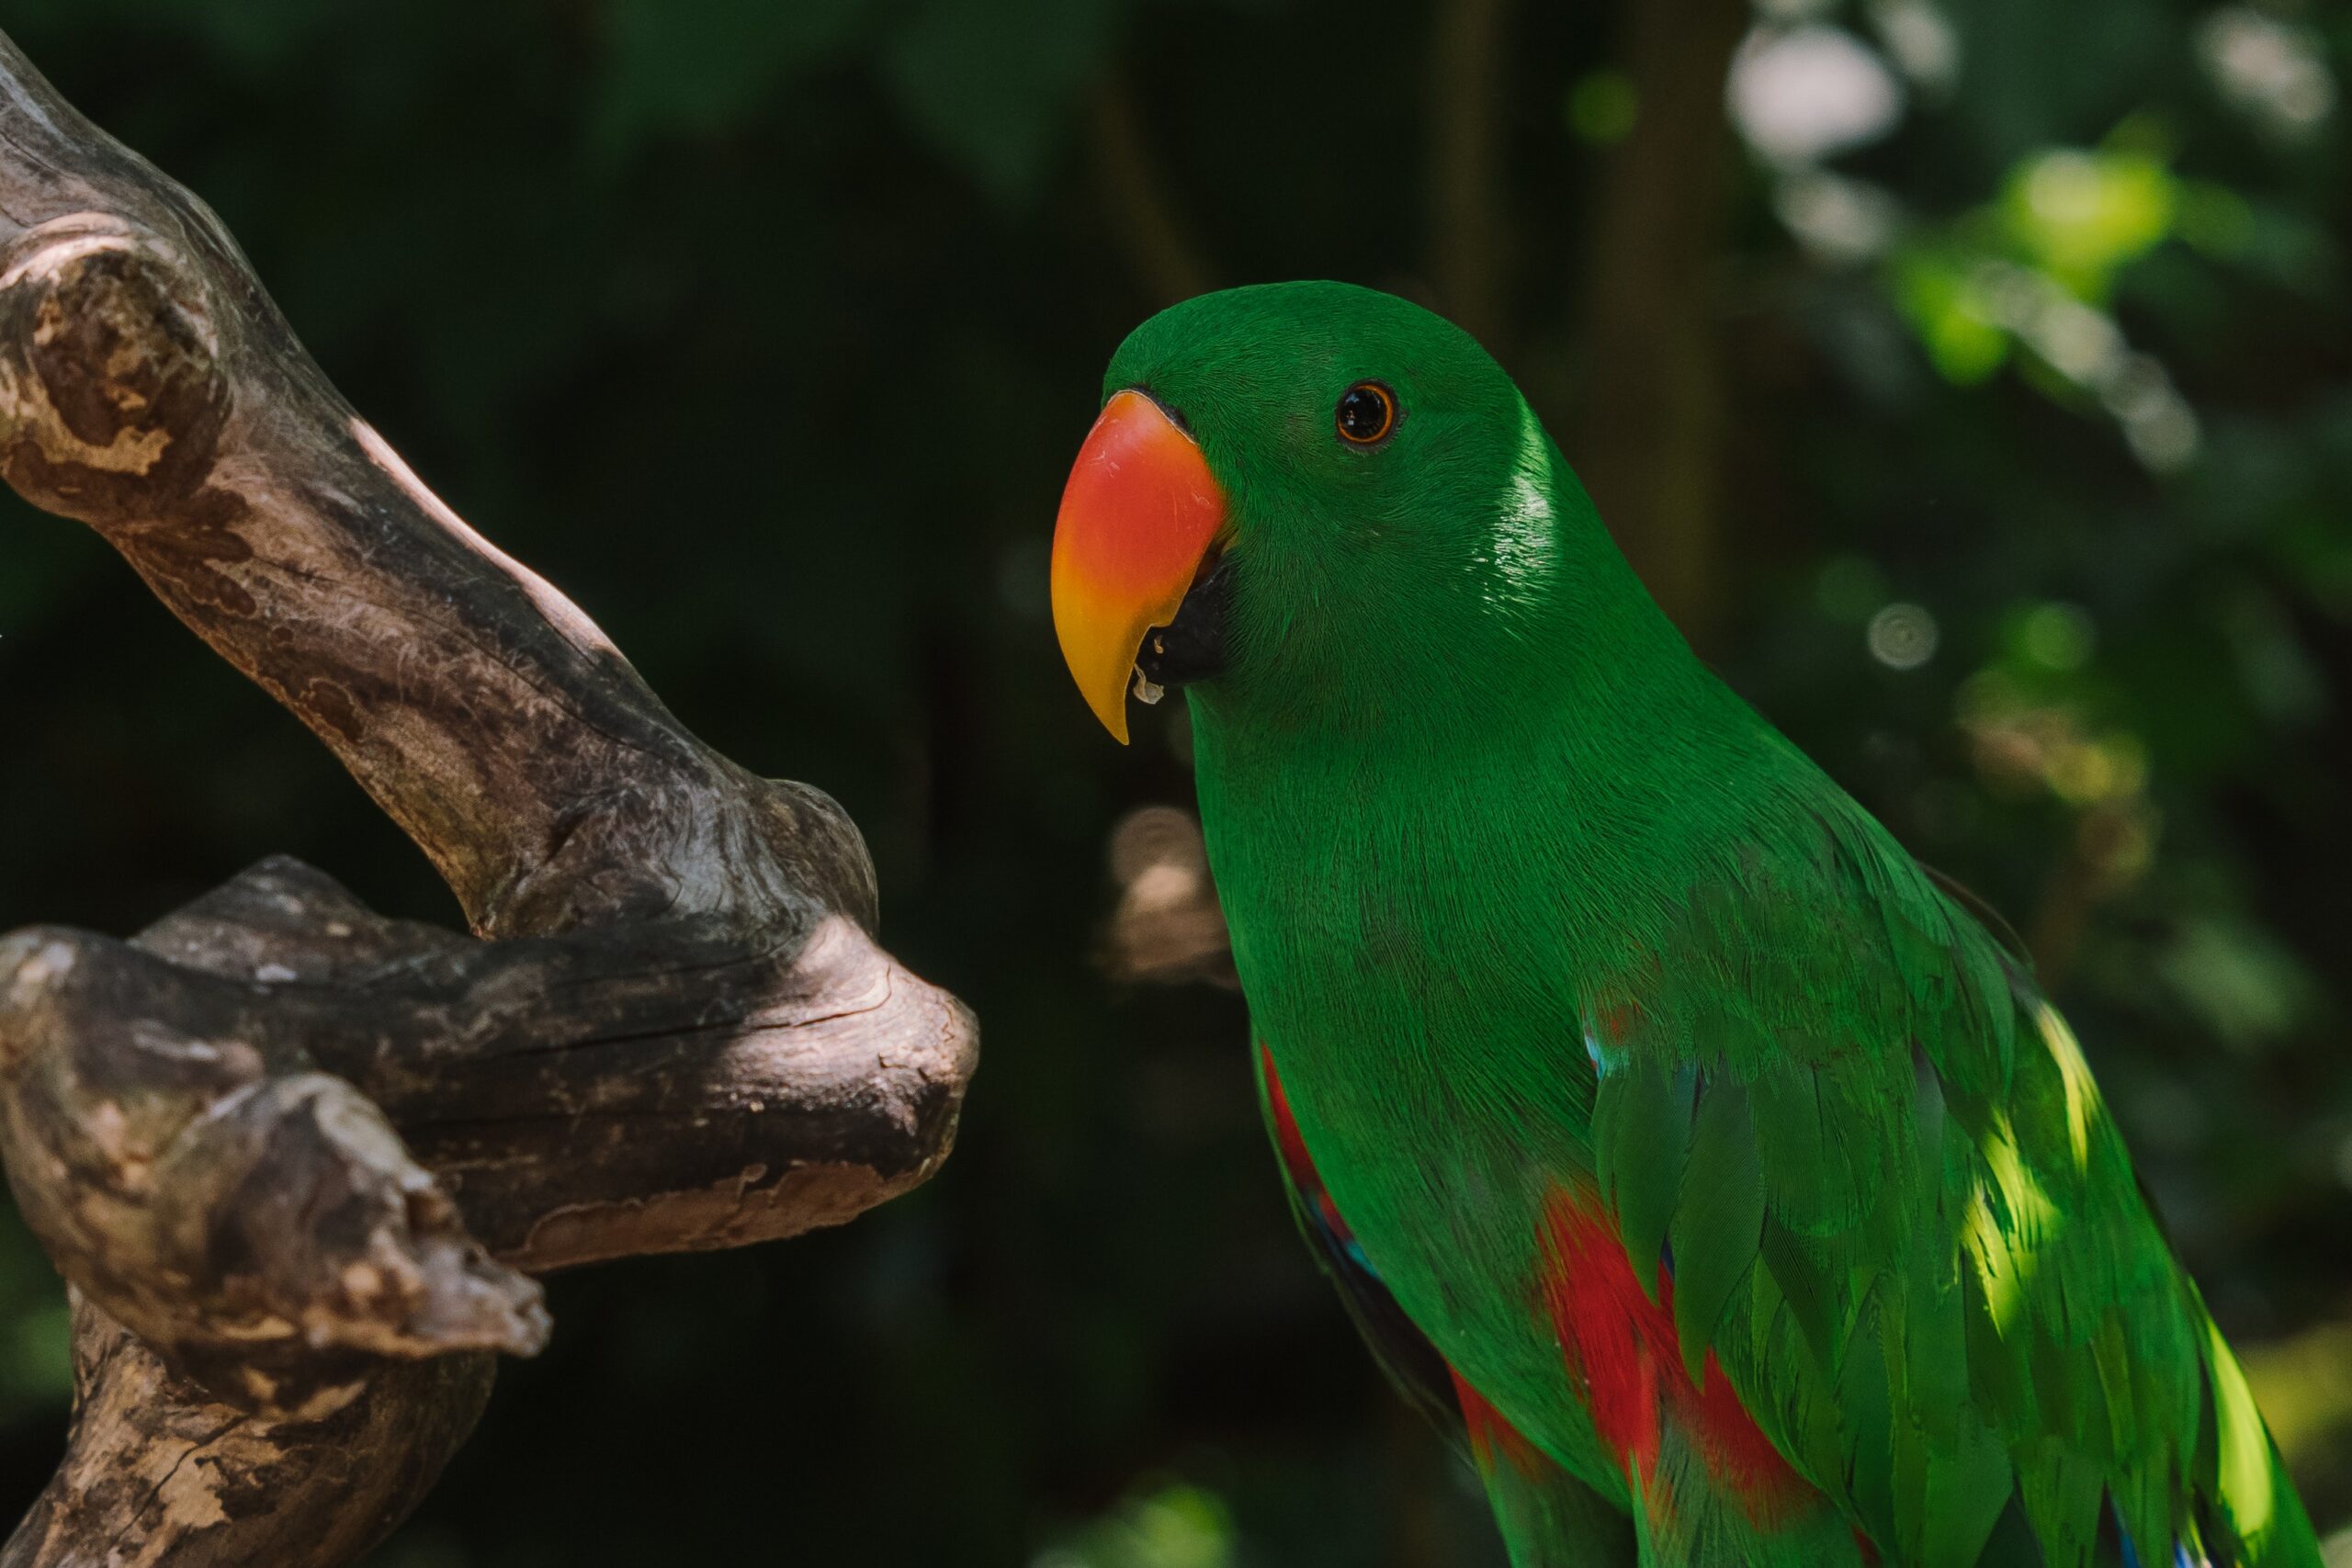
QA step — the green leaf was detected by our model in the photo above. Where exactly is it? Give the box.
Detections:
[1998,149,2177,300]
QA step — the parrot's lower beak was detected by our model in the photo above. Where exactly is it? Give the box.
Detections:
[1050,389,1229,743]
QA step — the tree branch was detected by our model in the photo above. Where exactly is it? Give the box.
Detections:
[0,25,978,1563]
[3,1298,496,1568]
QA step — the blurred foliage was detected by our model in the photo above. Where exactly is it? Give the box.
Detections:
[0,0,2347,1562]
[1035,1480,1239,1568]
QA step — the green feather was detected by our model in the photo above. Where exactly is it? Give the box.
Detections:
[1840,1287,1900,1548]
[1957,1251,2030,1433]
[1758,1213,1842,1378]
[2203,1310,2283,1555]
[1669,1079,1766,1383]
[2016,1437,2105,1568]
[1599,1053,1692,1302]
[1751,1063,1868,1237]
[1919,1415,2012,1568]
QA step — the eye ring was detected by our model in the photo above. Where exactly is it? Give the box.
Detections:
[1335,381,1398,446]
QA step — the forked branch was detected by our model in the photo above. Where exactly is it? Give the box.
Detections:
[0,27,977,1565]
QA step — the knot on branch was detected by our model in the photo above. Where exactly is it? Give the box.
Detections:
[0,215,227,522]
[0,914,547,1422]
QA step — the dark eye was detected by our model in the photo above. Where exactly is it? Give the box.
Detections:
[1335,381,1397,445]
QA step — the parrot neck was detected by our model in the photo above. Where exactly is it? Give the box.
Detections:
[1178,445,1821,1140]
[1183,626,1761,916]
[1183,532,1746,806]
[1182,568,1802,1111]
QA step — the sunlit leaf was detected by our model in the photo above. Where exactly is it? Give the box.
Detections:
[1998,148,2177,299]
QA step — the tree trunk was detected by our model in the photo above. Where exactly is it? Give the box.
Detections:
[0,27,978,1563]
[1570,0,1750,649]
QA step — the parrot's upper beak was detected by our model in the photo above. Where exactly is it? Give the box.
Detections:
[1050,389,1229,743]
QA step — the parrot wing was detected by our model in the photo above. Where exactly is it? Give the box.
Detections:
[1255,1039,1463,1438]
[1581,796,2315,1568]
[1256,1041,1636,1566]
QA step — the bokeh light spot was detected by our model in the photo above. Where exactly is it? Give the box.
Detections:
[1867,602,1939,669]
[1566,70,1639,145]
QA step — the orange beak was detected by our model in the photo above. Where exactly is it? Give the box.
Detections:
[1050,389,1228,742]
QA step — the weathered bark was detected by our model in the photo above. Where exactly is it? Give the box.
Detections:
[3,1298,496,1568]
[0,24,977,1564]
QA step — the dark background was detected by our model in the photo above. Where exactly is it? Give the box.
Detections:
[1,0,2349,1562]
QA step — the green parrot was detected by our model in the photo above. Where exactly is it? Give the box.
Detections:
[1047,281,2318,1568]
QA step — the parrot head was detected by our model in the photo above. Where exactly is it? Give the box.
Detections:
[1051,281,1630,743]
